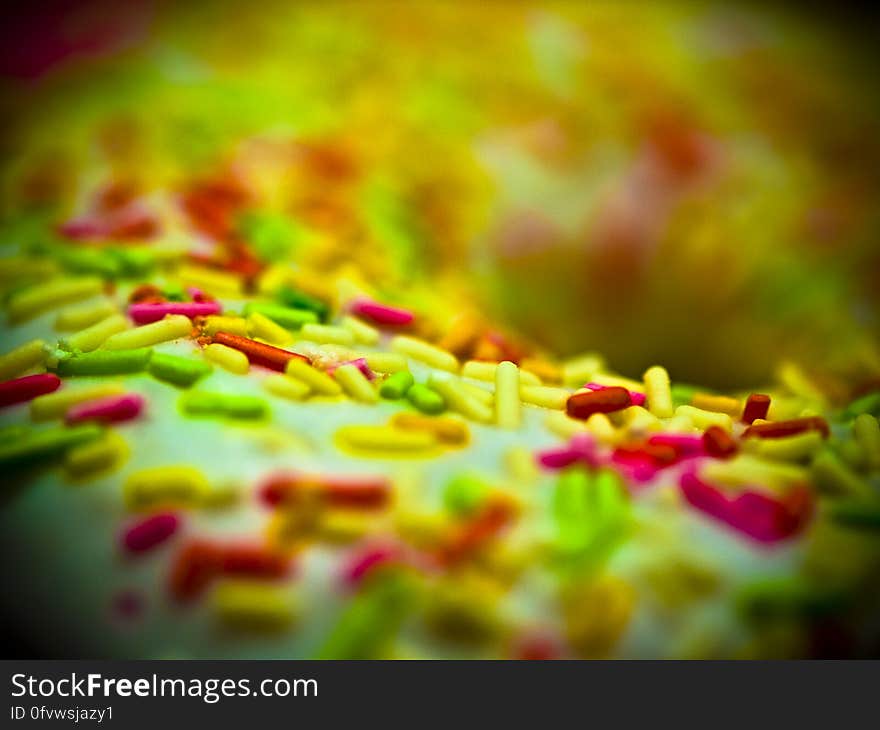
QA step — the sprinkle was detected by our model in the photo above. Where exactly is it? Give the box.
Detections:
[341,315,380,345]
[842,392,880,420]
[148,352,212,387]
[811,451,873,499]
[828,501,880,531]
[103,314,192,350]
[462,360,540,386]
[122,513,180,554]
[702,425,738,459]
[63,431,127,477]
[285,358,342,395]
[212,331,309,372]
[702,455,808,491]
[562,353,605,387]
[212,580,295,632]
[585,382,645,407]
[54,299,117,331]
[203,315,249,337]
[0,424,103,468]
[853,414,880,470]
[457,380,494,407]
[690,393,741,417]
[364,352,408,373]
[619,405,663,433]
[277,285,329,320]
[124,466,211,511]
[407,382,446,414]
[300,323,355,346]
[261,472,391,509]
[494,360,521,428]
[180,391,269,420]
[566,386,631,420]
[203,343,249,374]
[129,301,221,325]
[336,425,437,454]
[392,336,458,373]
[674,405,732,431]
[7,276,104,323]
[248,311,294,345]
[335,363,378,403]
[643,366,673,418]
[263,374,311,400]
[380,371,415,399]
[389,412,469,445]
[743,430,823,462]
[0,374,61,408]
[244,302,318,330]
[30,384,125,421]
[520,385,569,410]
[583,412,618,444]
[60,314,128,353]
[537,433,598,470]
[328,357,375,381]
[743,416,829,439]
[53,348,152,377]
[178,265,243,297]
[647,433,704,456]
[428,374,493,423]
[66,393,145,425]
[351,298,414,327]
[742,393,771,424]
[0,339,48,380]
[443,473,489,516]
[520,357,561,384]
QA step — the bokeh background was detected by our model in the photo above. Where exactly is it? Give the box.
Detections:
[1,0,878,391]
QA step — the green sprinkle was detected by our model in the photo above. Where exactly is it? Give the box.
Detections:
[379,371,414,400]
[243,302,318,330]
[443,473,488,516]
[0,424,104,468]
[406,383,445,414]
[148,352,212,387]
[180,391,269,420]
[842,392,880,421]
[737,577,848,620]
[811,450,873,499]
[829,500,880,530]
[53,348,152,376]
[277,285,330,321]
[671,383,702,408]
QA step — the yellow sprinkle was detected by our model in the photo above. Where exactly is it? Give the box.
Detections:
[263,374,311,401]
[300,323,355,346]
[462,360,540,386]
[854,414,880,470]
[690,393,741,416]
[390,412,470,446]
[590,372,645,391]
[335,363,378,403]
[318,511,380,543]
[562,353,605,387]
[0,339,48,380]
[285,359,342,396]
[621,405,663,433]
[742,430,823,462]
[178,265,243,297]
[519,357,561,384]
[0,256,57,282]
[30,384,125,421]
[341,315,380,346]
[336,425,437,454]
[666,414,697,433]
[124,466,210,511]
[54,299,117,331]
[212,580,295,632]
[203,315,249,337]
[428,374,493,423]
[248,311,293,345]
[675,405,732,431]
[703,455,808,491]
[458,380,494,407]
[495,361,521,428]
[545,410,590,439]
[102,314,192,350]
[520,385,569,410]
[643,365,674,418]
[391,336,459,373]
[203,343,249,374]
[61,313,128,353]
[7,277,104,323]
[64,432,127,479]
[364,352,408,373]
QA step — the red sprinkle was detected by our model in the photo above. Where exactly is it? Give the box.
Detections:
[260,472,390,510]
[702,425,738,459]
[566,386,632,420]
[743,416,829,440]
[0,373,61,408]
[585,382,646,407]
[438,498,516,565]
[212,331,309,372]
[65,393,144,425]
[741,393,771,424]
[122,513,180,554]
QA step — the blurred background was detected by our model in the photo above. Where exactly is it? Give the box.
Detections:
[1,0,878,392]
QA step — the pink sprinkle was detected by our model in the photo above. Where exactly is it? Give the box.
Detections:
[341,542,402,587]
[327,357,375,381]
[648,433,704,456]
[350,298,414,327]
[58,217,108,240]
[122,513,180,554]
[186,287,208,302]
[610,452,659,484]
[0,373,61,408]
[128,301,221,324]
[585,382,645,407]
[535,432,598,470]
[66,393,144,425]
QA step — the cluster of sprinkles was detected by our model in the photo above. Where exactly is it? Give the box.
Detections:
[0,181,878,660]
